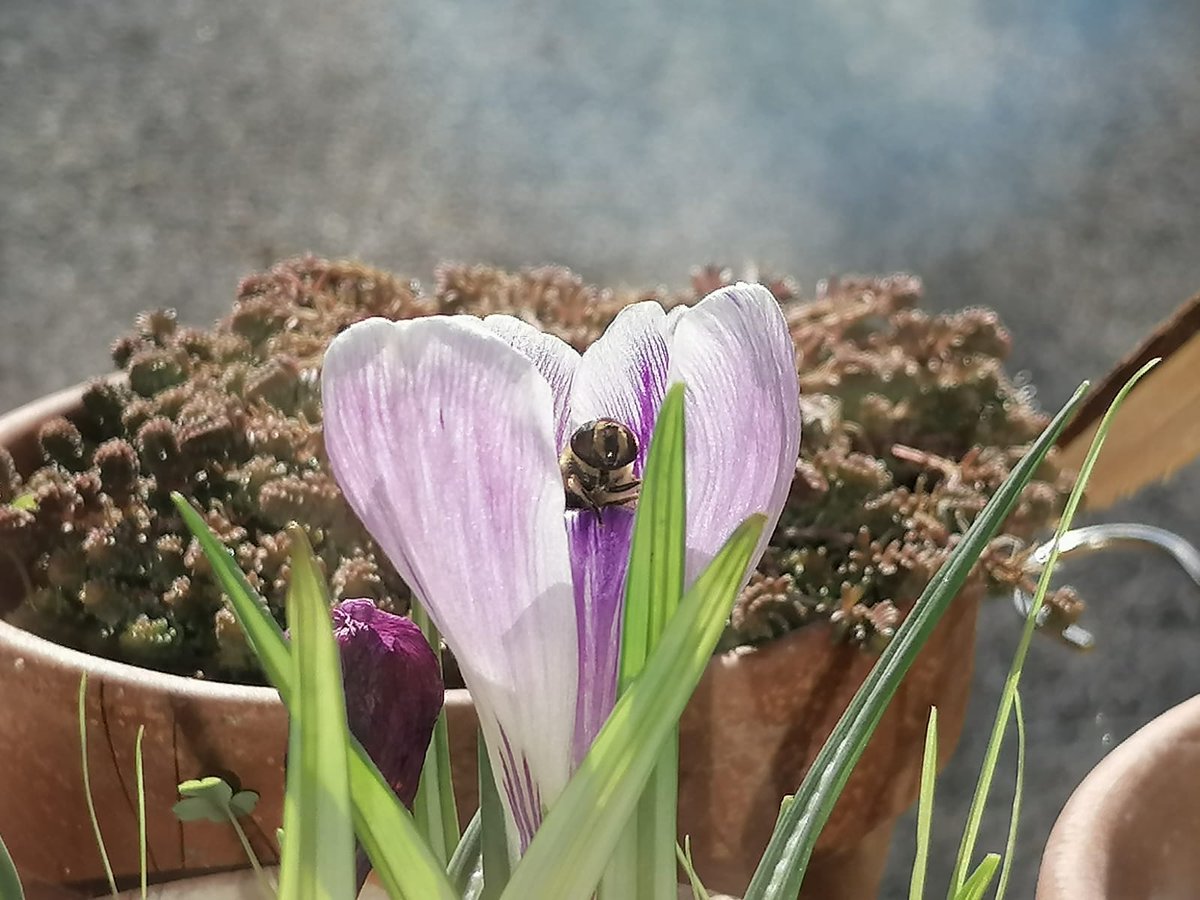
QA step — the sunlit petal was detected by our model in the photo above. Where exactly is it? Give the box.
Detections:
[322,316,577,847]
[484,314,581,451]
[666,284,801,580]
[559,301,671,769]
[570,301,670,474]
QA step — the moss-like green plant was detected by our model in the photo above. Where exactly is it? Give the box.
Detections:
[0,258,1072,681]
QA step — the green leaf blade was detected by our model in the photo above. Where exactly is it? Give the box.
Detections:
[994,692,1026,900]
[135,726,147,900]
[478,734,512,899]
[0,833,24,900]
[173,494,457,900]
[171,495,292,698]
[447,811,483,894]
[744,382,1090,900]
[347,742,459,900]
[955,854,1001,900]
[277,526,355,900]
[411,601,459,865]
[676,837,711,900]
[908,706,938,900]
[949,361,1157,894]
[619,381,688,688]
[608,381,688,900]
[78,673,117,898]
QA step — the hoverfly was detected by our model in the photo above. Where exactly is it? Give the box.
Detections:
[559,418,640,518]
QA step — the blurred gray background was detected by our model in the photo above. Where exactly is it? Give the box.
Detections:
[4,1,1200,895]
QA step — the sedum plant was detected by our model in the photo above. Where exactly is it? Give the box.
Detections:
[0,259,1071,682]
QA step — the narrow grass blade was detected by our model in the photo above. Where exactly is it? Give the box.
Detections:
[173,495,456,900]
[908,706,938,900]
[277,525,356,899]
[135,726,147,900]
[500,515,766,900]
[0,833,24,900]
[676,838,710,900]
[347,741,458,900]
[447,811,482,894]
[172,495,291,692]
[954,855,1000,900]
[744,382,1089,900]
[78,673,117,897]
[619,382,688,687]
[606,383,687,900]
[478,734,511,900]
[994,692,1025,900]
[411,601,460,865]
[948,362,1156,893]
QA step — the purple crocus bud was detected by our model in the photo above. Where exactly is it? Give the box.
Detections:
[332,598,444,808]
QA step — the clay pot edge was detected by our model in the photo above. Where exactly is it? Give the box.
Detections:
[1036,692,1200,899]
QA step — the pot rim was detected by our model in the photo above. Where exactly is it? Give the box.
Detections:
[0,615,475,705]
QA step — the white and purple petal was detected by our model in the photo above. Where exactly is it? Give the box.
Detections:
[565,508,635,763]
[666,283,801,582]
[321,316,578,851]
[483,315,580,452]
[560,301,673,761]
[570,301,671,473]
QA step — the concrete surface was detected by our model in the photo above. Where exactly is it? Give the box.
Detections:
[4,1,1200,895]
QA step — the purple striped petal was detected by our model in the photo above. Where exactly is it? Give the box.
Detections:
[666,284,801,581]
[566,508,635,764]
[570,301,670,474]
[558,302,671,762]
[321,316,577,848]
[484,315,580,452]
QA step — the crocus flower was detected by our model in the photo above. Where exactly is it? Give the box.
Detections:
[332,598,444,890]
[321,283,800,854]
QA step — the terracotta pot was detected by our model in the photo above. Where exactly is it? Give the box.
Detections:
[1037,693,1200,900]
[0,384,292,896]
[0,384,980,899]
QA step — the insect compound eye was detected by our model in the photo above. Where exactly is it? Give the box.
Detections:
[609,422,638,465]
[597,420,637,468]
[570,418,638,470]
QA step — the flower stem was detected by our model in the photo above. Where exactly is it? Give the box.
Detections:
[597,742,680,900]
[478,735,511,900]
[134,726,147,900]
[412,601,460,864]
[600,384,687,900]
[224,807,274,900]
